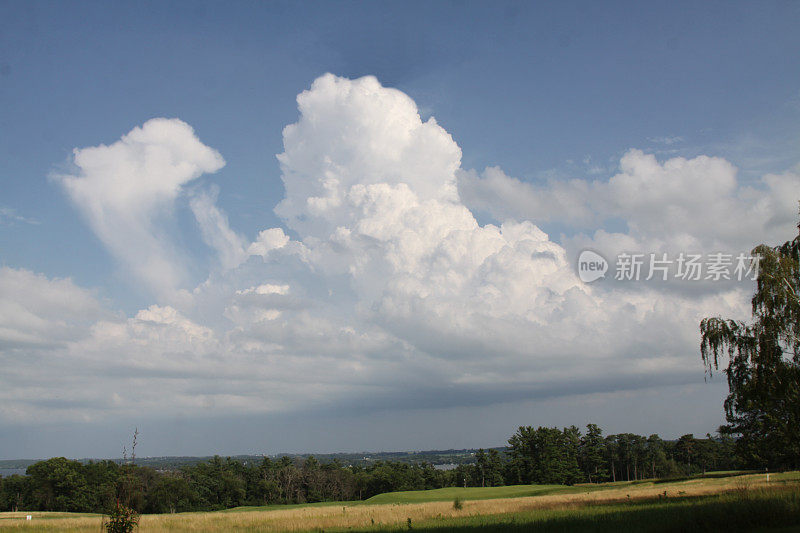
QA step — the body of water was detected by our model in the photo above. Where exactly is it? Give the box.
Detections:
[0,468,27,477]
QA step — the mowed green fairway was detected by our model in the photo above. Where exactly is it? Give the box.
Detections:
[364,483,594,504]
[362,470,772,505]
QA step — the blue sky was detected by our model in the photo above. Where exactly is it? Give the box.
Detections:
[1,1,799,459]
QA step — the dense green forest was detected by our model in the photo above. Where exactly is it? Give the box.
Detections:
[0,426,739,514]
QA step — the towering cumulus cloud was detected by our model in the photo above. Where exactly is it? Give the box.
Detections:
[266,74,595,363]
[276,74,462,236]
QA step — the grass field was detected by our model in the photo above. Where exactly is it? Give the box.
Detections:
[1,471,798,532]
[363,483,600,504]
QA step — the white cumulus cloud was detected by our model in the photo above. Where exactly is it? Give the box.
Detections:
[459,150,800,257]
[57,118,226,297]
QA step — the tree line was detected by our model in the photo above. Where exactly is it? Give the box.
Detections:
[0,426,739,514]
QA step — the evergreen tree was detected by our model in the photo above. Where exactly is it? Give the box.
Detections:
[645,435,667,479]
[579,424,607,483]
[475,449,488,487]
[508,426,581,485]
[485,449,505,487]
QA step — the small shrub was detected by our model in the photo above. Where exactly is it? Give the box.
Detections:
[105,500,139,533]
[453,497,463,510]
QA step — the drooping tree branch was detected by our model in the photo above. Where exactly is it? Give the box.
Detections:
[699,218,800,468]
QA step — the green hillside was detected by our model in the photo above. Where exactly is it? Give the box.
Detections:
[364,484,594,504]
